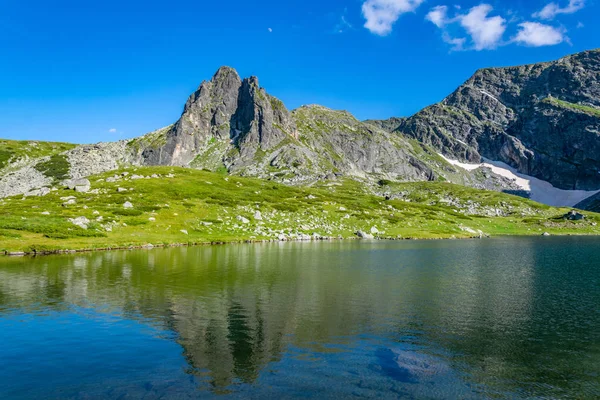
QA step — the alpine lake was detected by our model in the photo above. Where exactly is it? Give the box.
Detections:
[1,237,599,399]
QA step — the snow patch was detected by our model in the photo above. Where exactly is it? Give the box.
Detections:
[439,154,600,207]
[479,89,499,103]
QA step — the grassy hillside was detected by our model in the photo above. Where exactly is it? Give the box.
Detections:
[0,139,76,171]
[0,166,598,254]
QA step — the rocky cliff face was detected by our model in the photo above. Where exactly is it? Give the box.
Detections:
[378,49,600,191]
[130,67,297,172]
[2,50,599,207]
[129,68,446,184]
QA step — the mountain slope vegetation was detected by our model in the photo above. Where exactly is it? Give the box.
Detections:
[1,166,598,255]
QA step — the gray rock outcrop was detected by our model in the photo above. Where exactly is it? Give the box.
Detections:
[376,49,600,192]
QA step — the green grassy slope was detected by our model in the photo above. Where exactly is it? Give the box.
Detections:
[0,166,598,254]
[0,139,76,171]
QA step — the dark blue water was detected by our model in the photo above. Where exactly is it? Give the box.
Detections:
[0,237,599,399]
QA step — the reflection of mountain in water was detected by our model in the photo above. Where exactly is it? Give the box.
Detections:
[0,239,599,396]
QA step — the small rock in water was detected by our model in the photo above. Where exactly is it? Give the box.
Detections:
[542,232,551,236]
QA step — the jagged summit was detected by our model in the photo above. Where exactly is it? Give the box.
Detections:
[1,49,599,209]
[128,69,447,185]
[132,66,297,171]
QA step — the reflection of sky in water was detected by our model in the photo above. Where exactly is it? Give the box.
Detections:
[0,237,599,399]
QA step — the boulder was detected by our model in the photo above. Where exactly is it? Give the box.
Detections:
[237,215,250,224]
[356,230,374,239]
[68,216,90,230]
[65,178,91,192]
[564,210,585,221]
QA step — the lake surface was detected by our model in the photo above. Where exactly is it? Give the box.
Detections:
[1,238,599,399]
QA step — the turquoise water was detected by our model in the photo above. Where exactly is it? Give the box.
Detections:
[0,237,599,399]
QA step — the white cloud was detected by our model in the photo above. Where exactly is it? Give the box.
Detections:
[362,0,424,36]
[533,0,585,20]
[426,5,450,28]
[109,128,117,133]
[514,22,566,46]
[268,28,273,33]
[459,4,507,50]
[427,4,507,51]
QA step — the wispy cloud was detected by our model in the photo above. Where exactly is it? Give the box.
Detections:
[335,14,353,34]
[513,22,566,46]
[426,5,451,28]
[533,0,585,20]
[109,128,117,133]
[442,32,467,51]
[362,0,424,36]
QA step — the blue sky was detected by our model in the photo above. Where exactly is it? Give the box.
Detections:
[0,0,597,144]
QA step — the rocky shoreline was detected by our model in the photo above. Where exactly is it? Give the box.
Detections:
[3,231,593,258]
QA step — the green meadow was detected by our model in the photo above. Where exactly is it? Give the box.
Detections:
[0,166,598,255]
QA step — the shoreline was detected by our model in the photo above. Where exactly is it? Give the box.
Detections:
[3,232,599,258]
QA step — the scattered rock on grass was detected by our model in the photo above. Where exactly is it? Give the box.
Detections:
[69,216,90,230]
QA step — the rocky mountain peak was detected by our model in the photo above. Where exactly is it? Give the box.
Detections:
[386,48,600,191]
[212,65,239,79]
[132,66,297,171]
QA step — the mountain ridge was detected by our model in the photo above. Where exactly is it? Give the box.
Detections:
[1,49,599,209]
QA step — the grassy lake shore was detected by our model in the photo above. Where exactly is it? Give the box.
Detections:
[1,167,599,256]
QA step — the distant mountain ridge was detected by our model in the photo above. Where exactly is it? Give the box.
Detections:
[1,49,599,209]
[374,49,600,191]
